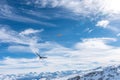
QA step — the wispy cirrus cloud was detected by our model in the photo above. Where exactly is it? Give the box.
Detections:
[1,37,120,74]
[7,46,31,53]
[96,19,120,33]
[26,0,120,16]
[0,26,38,45]
[1,0,120,74]
[117,33,120,37]
[1,0,120,28]
[0,25,65,56]
[74,38,116,50]
[0,3,55,26]
[0,25,46,56]
[96,20,110,28]
[0,26,120,74]
[24,0,120,34]
[25,10,51,19]
[19,28,44,35]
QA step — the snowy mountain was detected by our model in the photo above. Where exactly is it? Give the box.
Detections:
[1,65,120,80]
[67,65,120,80]
[0,70,81,80]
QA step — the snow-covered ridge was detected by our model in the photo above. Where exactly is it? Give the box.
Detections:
[0,70,81,80]
[68,65,120,80]
[1,65,120,80]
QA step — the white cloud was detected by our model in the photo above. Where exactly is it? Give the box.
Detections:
[0,26,47,55]
[0,0,120,74]
[0,26,68,56]
[19,28,44,35]
[102,0,120,15]
[0,4,55,26]
[117,33,120,37]
[84,28,93,33]
[27,0,120,32]
[26,10,51,19]
[46,37,120,69]
[96,20,120,32]
[96,20,109,28]
[1,0,120,29]
[1,37,120,74]
[1,0,119,25]
[29,0,120,16]
[29,0,101,16]
[7,46,31,53]
[74,38,116,50]
[0,27,35,45]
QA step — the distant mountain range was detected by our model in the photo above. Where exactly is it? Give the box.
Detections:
[0,65,120,80]
[0,70,81,80]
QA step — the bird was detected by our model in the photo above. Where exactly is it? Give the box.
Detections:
[35,53,47,59]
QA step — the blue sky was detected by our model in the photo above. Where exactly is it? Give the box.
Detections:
[0,0,120,74]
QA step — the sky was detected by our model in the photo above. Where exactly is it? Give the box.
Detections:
[0,0,120,74]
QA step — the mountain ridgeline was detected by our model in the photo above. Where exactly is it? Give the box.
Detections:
[68,65,120,80]
[1,65,120,80]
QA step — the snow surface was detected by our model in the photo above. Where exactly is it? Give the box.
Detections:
[1,65,120,80]
[67,65,120,80]
[0,70,81,80]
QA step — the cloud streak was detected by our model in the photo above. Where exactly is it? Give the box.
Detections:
[96,19,120,33]
[0,37,120,74]
[26,0,120,34]
[0,26,120,74]
[96,20,109,28]
[0,26,47,57]
[0,3,55,26]
[27,0,120,16]
[0,0,120,74]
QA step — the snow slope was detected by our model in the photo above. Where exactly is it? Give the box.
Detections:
[0,70,81,80]
[1,65,120,80]
[68,65,120,80]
